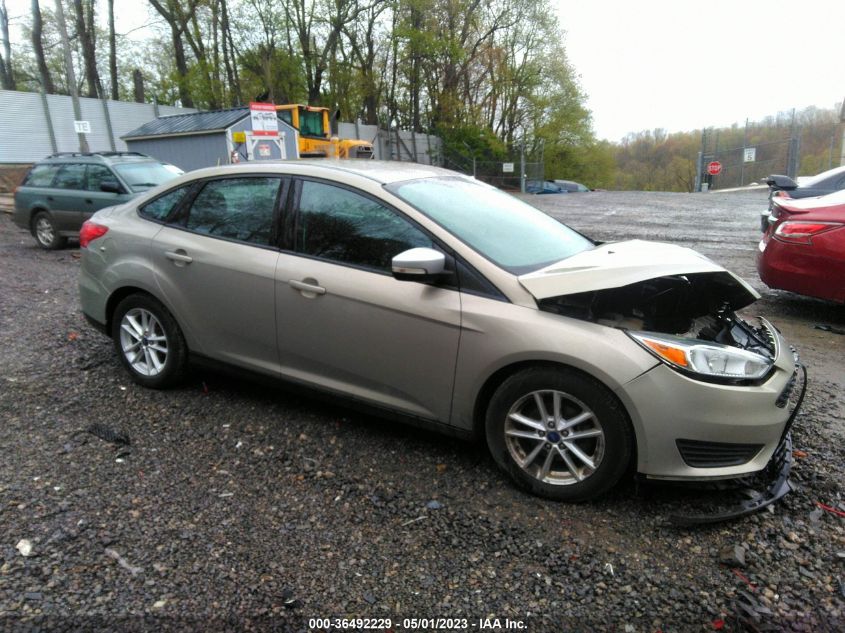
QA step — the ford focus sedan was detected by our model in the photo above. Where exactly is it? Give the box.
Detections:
[78,161,803,502]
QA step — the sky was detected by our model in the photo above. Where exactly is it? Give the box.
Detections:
[556,0,845,141]
[4,0,844,142]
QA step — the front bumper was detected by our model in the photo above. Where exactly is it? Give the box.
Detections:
[618,323,803,480]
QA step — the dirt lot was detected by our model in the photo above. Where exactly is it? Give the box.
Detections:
[0,190,843,632]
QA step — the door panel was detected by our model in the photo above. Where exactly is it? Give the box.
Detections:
[275,178,462,422]
[275,255,462,421]
[152,227,281,374]
[48,163,88,231]
[150,176,283,375]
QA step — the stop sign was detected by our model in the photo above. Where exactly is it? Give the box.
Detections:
[707,161,722,176]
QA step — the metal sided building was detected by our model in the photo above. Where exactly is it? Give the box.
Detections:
[122,107,299,172]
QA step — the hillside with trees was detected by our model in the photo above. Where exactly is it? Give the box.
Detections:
[612,105,843,192]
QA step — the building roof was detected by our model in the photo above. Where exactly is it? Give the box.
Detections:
[122,107,250,139]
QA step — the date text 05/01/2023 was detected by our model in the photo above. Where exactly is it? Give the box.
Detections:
[308,617,527,630]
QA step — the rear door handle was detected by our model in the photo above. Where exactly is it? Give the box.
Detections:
[288,279,326,296]
[164,250,193,264]
[85,198,93,204]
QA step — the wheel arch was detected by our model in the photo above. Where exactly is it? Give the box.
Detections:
[472,360,638,469]
[105,285,179,340]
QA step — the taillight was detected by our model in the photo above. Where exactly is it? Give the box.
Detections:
[774,221,843,244]
[79,221,109,248]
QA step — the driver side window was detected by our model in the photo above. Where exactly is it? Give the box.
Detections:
[295,180,432,271]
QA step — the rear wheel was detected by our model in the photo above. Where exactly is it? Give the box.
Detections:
[32,211,67,250]
[485,367,633,501]
[112,294,187,389]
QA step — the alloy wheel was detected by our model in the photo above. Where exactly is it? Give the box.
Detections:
[504,389,605,486]
[35,216,54,246]
[119,308,169,377]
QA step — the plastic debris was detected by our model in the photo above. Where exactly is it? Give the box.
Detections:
[86,423,130,446]
[16,539,33,557]
[817,502,845,518]
[105,547,143,576]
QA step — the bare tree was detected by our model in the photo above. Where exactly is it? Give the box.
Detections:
[0,0,14,89]
[107,0,118,99]
[149,0,199,108]
[71,0,101,97]
[30,0,55,93]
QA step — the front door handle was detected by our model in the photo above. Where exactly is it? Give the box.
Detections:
[85,198,93,204]
[165,250,193,264]
[288,278,326,296]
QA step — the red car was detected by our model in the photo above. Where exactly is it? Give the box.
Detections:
[757,189,845,303]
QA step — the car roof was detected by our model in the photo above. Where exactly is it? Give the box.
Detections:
[801,164,845,188]
[40,152,160,165]
[181,160,466,186]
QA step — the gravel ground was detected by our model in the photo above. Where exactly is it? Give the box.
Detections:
[0,190,843,633]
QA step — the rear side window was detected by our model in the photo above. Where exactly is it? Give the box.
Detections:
[139,185,192,222]
[53,164,87,190]
[24,164,61,187]
[185,177,280,245]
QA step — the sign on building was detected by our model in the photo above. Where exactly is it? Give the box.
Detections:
[249,102,279,137]
[74,120,91,134]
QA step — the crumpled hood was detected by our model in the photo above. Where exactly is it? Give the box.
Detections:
[518,239,760,302]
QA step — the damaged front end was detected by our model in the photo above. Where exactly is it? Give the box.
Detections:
[518,243,806,523]
[536,271,777,385]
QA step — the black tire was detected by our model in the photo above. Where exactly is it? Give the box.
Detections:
[111,293,188,389]
[485,367,633,502]
[32,211,67,250]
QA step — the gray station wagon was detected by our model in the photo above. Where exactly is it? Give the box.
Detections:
[13,151,182,249]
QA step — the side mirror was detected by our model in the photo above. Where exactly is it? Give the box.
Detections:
[100,180,123,194]
[391,247,446,283]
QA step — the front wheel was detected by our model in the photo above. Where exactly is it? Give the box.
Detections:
[32,211,67,250]
[111,293,187,389]
[485,367,633,502]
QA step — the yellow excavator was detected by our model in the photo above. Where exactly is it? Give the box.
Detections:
[276,104,374,159]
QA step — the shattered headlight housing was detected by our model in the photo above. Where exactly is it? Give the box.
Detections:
[628,331,773,383]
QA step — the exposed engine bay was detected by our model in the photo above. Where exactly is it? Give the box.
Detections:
[537,272,776,358]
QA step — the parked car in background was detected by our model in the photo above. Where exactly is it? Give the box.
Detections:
[553,179,591,193]
[13,152,183,249]
[757,189,845,303]
[761,166,845,231]
[79,161,802,504]
[525,180,567,194]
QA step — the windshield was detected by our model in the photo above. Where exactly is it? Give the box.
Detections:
[114,162,183,192]
[300,109,324,137]
[388,177,593,274]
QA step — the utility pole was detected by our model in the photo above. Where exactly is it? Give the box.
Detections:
[839,99,845,167]
[519,140,526,194]
[740,118,748,187]
[695,127,707,192]
[53,0,88,153]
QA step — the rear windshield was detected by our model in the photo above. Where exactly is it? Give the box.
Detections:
[802,165,845,187]
[113,162,182,193]
[387,177,593,274]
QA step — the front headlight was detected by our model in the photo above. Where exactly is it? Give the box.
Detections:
[628,331,773,382]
